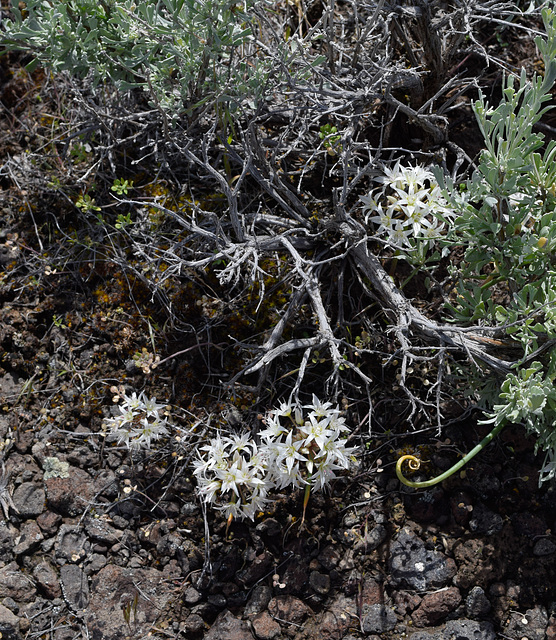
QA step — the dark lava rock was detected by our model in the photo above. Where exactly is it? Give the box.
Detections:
[442,619,496,639]
[280,555,308,594]
[245,585,272,617]
[60,564,89,612]
[318,544,341,571]
[183,585,202,605]
[87,564,176,640]
[361,603,397,634]
[468,502,504,536]
[93,469,119,500]
[465,585,491,618]
[33,560,62,599]
[251,611,281,640]
[359,576,383,607]
[13,520,43,555]
[236,550,273,587]
[411,586,462,626]
[204,609,254,640]
[182,613,205,635]
[389,528,457,591]
[0,522,15,562]
[84,516,122,546]
[303,593,356,640]
[268,595,312,625]
[502,606,548,640]
[0,601,23,640]
[45,465,97,516]
[0,562,36,602]
[156,532,182,557]
[256,518,282,539]
[393,590,422,616]
[309,570,330,595]
[449,490,474,527]
[36,511,62,536]
[11,482,45,517]
[409,618,496,639]
[55,525,90,563]
[409,632,438,640]
[352,523,388,553]
[453,538,500,590]
[466,463,501,498]
[533,538,556,556]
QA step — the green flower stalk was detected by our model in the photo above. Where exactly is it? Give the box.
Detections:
[396,422,506,489]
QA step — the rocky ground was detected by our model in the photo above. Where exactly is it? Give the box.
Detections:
[1,359,556,640]
[3,11,556,640]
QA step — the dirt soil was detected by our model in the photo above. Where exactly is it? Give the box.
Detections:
[2,27,556,640]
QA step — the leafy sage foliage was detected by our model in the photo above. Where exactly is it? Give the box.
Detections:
[436,7,556,483]
[1,0,284,117]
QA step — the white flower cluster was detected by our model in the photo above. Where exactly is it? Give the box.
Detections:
[193,433,269,521]
[104,391,170,450]
[360,161,454,249]
[193,396,357,521]
[260,397,355,491]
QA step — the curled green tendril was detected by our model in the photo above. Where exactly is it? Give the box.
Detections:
[396,421,507,489]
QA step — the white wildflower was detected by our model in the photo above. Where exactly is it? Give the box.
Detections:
[360,161,454,251]
[275,429,307,476]
[299,413,332,449]
[305,394,335,418]
[193,436,271,519]
[104,390,171,450]
[389,220,413,247]
[193,397,357,521]
[122,391,142,411]
[130,416,169,449]
[365,203,394,232]
[259,414,287,441]
[141,395,166,417]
